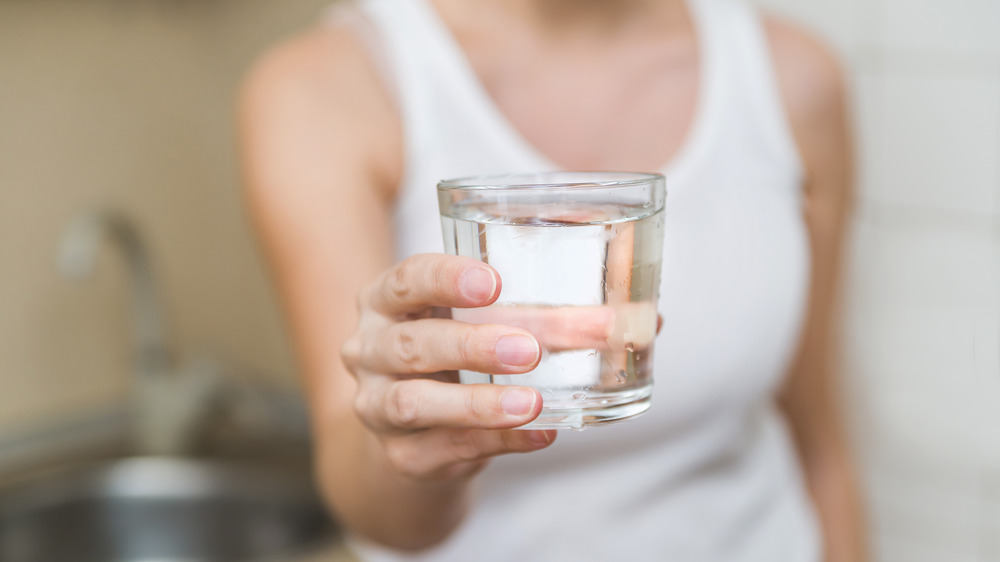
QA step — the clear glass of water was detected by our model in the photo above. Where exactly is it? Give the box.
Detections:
[437,172,666,430]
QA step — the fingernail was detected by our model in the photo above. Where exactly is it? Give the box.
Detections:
[460,267,496,301]
[501,388,536,416]
[530,430,554,447]
[496,335,539,367]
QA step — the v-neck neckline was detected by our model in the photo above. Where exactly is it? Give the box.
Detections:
[410,0,723,183]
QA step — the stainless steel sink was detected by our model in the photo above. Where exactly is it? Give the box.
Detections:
[0,458,338,562]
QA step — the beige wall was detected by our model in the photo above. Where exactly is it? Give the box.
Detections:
[0,0,331,434]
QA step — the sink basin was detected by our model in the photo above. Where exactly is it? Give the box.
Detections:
[0,458,338,562]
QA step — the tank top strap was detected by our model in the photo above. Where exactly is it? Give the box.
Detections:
[702,0,804,181]
[347,0,536,184]
[325,0,434,148]
[321,1,400,107]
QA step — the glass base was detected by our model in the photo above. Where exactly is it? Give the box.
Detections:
[517,385,653,431]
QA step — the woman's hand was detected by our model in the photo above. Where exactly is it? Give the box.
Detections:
[340,253,557,482]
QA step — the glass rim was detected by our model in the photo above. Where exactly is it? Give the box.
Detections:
[437,171,665,192]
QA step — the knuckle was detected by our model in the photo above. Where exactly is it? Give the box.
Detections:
[448,430,482,463]
[436,259,459,295]
[465,325,496,365]
[383,439,417,475]
[352,387,374,423]
[387,259,416,303]
[360,337,380,370]
[466,384,496,421]
[340,336,362,370]
[387,381,422,429]
[392,325,427,372]
[456,326,480,367]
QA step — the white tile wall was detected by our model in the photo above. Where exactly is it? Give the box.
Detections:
[845,207,999,309]
[879,0,1000,58]
[877,538,980,562]
[984,493,1000,560]
[853,69,883,206]
[878,218,997,308]
[873,484,979,558]
[862,72,1000,218]
[975,315,1000,471]
[984,528,1000,562]
[752,0,1000,560]
[847,304,996,469]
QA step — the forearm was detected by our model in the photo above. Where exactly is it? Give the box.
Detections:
[803,443,868,562]
[314,411,473,551]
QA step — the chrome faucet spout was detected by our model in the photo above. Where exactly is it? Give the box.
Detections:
[57,209,171,376]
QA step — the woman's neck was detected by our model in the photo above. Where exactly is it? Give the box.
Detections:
[526,0,687,34]
[438,0,689,43]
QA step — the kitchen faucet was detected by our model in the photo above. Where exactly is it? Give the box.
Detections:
[57,208,219,456]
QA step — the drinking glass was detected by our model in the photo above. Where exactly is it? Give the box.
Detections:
[438,172,666,429]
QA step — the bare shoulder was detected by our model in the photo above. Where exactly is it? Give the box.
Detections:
[761,16,851,184]
[762,17,848,127]
[242,25,372,111]
[239,23,401,196]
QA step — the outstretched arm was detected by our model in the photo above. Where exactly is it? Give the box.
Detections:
[239,27,553,551]
[767,18,868,562]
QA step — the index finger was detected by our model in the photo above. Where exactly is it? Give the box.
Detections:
[366,254,500,316]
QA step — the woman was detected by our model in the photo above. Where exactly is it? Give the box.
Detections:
[239,0,866,559]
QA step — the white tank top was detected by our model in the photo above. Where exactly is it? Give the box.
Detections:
[330,1,821,559]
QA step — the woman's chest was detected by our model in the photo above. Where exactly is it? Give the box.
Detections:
[460,32,701,171]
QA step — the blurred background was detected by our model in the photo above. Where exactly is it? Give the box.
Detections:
[0,0,997,561]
